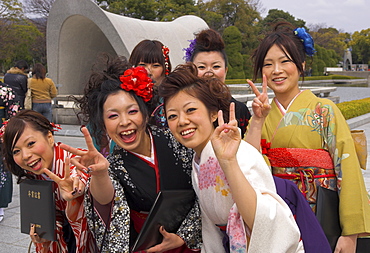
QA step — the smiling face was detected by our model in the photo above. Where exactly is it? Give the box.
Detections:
[103,90,151,156]
[137,62,164,85]
[192,51,228,82]
[262,44,303,105]
[12,125,54,175]
[165,90,218,155]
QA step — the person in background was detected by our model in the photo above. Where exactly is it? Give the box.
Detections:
[4,60,29,109]
[2,110,96,252]
[159,63,303,252]
[245,22,370,252]
[29,63,58,122]
[69,55,201,252]
[0,82,21,223]
[184,29,251,138]
[129,39,172,127]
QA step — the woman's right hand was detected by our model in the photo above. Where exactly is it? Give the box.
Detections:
[60,126,109,177]
[42,157,84,202]
[30,223,49,245]
[247,74,271,119]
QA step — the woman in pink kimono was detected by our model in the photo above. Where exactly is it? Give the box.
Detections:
[159,63,303,252]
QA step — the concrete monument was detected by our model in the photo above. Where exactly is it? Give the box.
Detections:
[47,0,208,96]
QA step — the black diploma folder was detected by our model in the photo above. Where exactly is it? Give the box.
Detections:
[131,189,195,252]
[315,186,341,251]
[20,179,56,241]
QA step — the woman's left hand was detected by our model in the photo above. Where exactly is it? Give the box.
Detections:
[211,102,240,163]
[42,157,85,202]
[334,235,357,253]
[145,226,185,252]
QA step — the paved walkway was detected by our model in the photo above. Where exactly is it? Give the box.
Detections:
[1,114,370,252]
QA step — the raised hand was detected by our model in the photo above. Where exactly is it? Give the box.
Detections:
[42,157,84,202]
[60,127,109,177]
[211,102,240,164]
[61,126,113,205]
[247,74,271,118]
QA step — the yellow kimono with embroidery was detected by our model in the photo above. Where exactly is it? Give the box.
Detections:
[260,90,370,236]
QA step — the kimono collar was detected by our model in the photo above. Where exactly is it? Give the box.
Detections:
[130,130,155,164]
[275,91,302,114]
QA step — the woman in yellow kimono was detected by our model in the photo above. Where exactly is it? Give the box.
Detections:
[245,22,370,252]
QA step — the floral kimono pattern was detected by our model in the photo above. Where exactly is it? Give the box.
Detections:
[261,89,370,236]
[193,141,303,252]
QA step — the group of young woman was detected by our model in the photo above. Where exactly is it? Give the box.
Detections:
[1,22,369,253]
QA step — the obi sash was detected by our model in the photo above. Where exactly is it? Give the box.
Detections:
[266,148,336,200]
[267,148,334,169]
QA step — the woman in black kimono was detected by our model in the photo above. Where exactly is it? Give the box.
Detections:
[66,55,201,252]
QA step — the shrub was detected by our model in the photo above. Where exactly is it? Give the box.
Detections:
[337,97,370,119]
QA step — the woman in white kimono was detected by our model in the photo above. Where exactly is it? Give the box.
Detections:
[159,63,304,253]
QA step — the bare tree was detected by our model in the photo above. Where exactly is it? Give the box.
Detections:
[23,0,55,18]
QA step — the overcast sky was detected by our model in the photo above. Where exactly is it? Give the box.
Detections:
[260,0,369,33]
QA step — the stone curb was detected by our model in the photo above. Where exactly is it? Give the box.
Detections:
[347,113,370,129]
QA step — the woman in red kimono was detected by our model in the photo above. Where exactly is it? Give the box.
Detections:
[2,110,96,252]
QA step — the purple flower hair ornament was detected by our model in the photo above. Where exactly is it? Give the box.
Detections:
[294,27,316,57]
[183,39,197,62]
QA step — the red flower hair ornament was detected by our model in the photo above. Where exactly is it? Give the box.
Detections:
[119,66,154,102]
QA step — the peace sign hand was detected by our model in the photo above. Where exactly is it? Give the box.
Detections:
[247,74,271,119]
[60,127,110,178]
[211,102,241,165]
[42,157,84,202]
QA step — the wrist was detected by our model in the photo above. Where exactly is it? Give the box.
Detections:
[218,158,239,171]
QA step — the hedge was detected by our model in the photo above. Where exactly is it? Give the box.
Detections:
[337,97,370,120]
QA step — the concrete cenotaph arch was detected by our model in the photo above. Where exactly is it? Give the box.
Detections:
[47,0,208,96]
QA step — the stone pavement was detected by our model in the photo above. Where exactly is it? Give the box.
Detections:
[0,114,370,252]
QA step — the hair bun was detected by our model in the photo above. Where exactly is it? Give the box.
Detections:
[195,29,225,52]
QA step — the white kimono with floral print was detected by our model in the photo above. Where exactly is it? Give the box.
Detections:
[193,141,304,253]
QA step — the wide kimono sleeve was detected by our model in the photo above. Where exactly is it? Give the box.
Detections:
[175,197,202,250]
[51,144,96,252]
[231,141,303,252]
[325,101,370,235]
[84,169,131,253]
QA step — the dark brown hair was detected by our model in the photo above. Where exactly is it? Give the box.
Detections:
[32,63,47,80]
[73,54,149,146]
[190,29,228,67]
[159,63,231,127]
[129,40,172,76]
[2,110,53,183]
[252,22,306,81]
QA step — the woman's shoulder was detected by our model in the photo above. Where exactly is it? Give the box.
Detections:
[45,77,55,84]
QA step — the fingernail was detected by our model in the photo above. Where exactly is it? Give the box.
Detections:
[78,189,82,194]
[31,224,34,227]
[71,190,77,196]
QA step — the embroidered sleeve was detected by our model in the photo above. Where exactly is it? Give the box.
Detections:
[176,198,202,249]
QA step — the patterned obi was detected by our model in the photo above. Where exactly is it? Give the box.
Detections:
[267,148,337,208]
